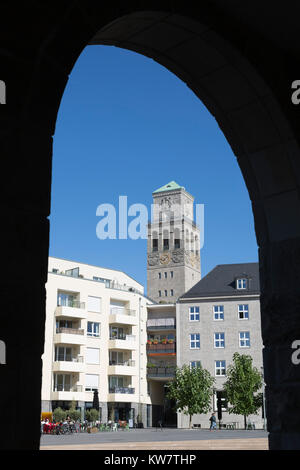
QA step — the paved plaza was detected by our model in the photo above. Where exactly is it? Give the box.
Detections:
[40,428,269,450]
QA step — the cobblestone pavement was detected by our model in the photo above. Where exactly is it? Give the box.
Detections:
[40,428,269,450]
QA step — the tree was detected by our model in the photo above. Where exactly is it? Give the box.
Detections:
[86,408,99,425]
[53,407,66,423]
[166,364,215,428]
[93,389,100,411]
[68,401,81,422]
[223,353,263,429]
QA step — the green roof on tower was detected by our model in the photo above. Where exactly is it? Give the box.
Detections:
[153,181,185,194]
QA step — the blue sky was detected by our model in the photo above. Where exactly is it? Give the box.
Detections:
[50,45,258,292]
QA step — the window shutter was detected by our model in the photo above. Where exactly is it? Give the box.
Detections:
[88,295,101,313]
[86,348,100,364]
[85,374,99,388]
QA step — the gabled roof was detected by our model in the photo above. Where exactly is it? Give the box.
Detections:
[179,262,260,300]
[153,181,185,194]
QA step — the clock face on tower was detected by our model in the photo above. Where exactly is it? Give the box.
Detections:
[160,197,172,210]
[160,253,171,265]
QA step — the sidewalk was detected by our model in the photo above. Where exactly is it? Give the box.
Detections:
[41,438,268,450]
[40,428,269,450]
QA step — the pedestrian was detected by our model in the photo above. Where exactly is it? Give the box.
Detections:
[209,412,217,431]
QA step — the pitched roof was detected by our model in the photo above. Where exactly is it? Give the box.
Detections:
[179,262,260,299]
[153,181,185,194]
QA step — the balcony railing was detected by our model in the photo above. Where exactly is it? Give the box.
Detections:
[57,300,85,309]
[53,384,83,392]
[54,355,84,363]
[109,387,135,394]
[146,342,176,354]
[109,334,135,341]
[147,319,176,329]
[109,359,135,367]
[110,307,136,317]
[56,327,84,335]
[147,366,176,378]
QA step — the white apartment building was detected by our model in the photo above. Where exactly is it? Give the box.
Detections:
[41,257,152,425]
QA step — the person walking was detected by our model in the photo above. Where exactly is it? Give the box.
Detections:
[209,412,217,431]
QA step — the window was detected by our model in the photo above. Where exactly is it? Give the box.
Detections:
[215,360,226,376]
[158,290,161,297]
[213,305,224,321]
[164,272,167,278]
[55,346,72,362]
[164,290,168,297]
[238,304,249,319]
[174,239,180,249]
[170,289,174,296]
[87,322,100,337]
[109,351,123,365]
[163,239,169,251]
[158,272,161,279]
[109,376,124,390]
[56,319,73,332]
[152,239,158,252]
[237,278,247,289]
[87,295,101,313]
[85,374,99,392]
[110,301,126,315]
[86,348,100,365]
[190,333,200,349]
[239,331,250,347]
[109,326,124,340]
[65,267,79,278]
[53,373,71,392]
[189,306,200,321]
[214,332,225,348]
[190,361,201,369]
[57,292,76,307]
[170,271,174,278]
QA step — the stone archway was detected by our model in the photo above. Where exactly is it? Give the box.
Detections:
[0,3,300,450]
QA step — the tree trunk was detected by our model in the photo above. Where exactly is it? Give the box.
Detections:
[189,414,192,428]
[244,415,247,430]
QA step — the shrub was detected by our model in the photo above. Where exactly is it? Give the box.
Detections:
[53,407,67,423]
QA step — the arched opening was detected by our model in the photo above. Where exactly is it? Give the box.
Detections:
[1,6,300,451]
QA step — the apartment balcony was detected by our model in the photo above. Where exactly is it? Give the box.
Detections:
[109,334,137,351]
[108,359,136,376]
[147,366,176,381]
[54,327,86,345]
[55,302,86,320]
[146,341,176,356]
[51,384,85,401]
[107,387,136,403]
[147,318,176,331]
[52,356,85,373]
[109,308,137,326]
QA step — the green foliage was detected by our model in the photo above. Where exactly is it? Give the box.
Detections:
[67,400,81,421]
[223,353,263,428]
[86,408,99,423]
[53,407,67,423]
[68,407,81,421]
[166,364,215,427]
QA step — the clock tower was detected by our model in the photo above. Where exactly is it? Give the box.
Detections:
[147,181,201,303]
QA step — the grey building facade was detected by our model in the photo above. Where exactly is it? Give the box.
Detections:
[176,263,264,429]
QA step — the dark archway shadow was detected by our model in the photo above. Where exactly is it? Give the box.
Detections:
[1,4,300,450]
